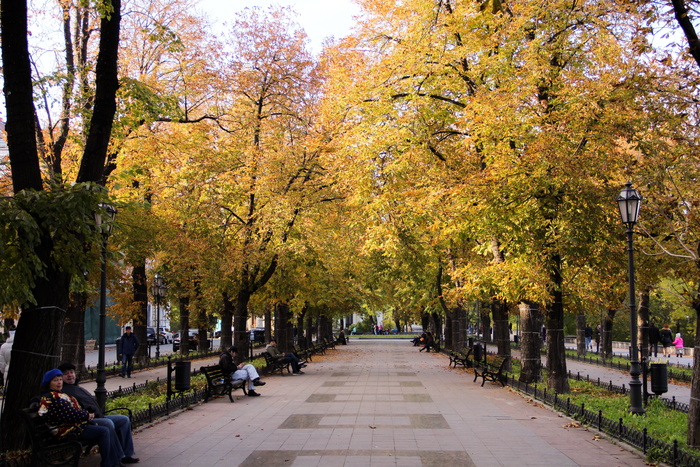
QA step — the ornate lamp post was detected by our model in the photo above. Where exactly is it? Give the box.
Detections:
[151,274,166,359]
[617,182,645,415]
[94,203,117,413]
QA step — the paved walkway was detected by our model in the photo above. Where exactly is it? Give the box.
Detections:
[80,340,650,466]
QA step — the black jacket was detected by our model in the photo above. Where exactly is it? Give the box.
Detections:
[62,383,103,418]
[648,325,661,344]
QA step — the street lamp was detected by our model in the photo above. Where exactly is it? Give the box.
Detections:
[150,274,167,359]
[94,203,117,413]
[616,181,645,415]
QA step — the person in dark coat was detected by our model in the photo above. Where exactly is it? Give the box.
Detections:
[117,326,139,378]
[659,324,673,357]
[648,322,660,357]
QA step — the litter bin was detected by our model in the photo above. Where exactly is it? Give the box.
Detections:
[468,337,474,348]
[174,361,191,391]
[650,363,668,396]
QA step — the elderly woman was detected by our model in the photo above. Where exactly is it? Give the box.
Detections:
[38,369,124,467]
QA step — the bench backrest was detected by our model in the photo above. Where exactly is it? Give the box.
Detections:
[200,365,226,380]
[491,356,509,371]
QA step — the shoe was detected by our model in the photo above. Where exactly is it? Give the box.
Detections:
[120,374,125,378]
[253,379,266,386]
[299,361,307,366]
[247,390,261,397]
[293,371,305,375]
[122,457,140,464]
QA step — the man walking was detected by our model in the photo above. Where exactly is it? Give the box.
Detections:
[648,322,660,358]
[118,326,139,378]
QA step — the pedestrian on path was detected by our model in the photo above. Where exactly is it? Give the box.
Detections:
[584,325,593,351]
[660,324,673,357]
[673,333,684,358]
[118,326,139,378]
[648,322,660,357]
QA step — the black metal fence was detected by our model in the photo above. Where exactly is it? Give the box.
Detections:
[568,370,690,414]
[565,351,692,384]
[507,375,700,467]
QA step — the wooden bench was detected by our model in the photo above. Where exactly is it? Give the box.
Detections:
[293,345,312,362]
[473,356,509,387]
[324,337,336,350]
[200,365,247,402]
[262,352,291,376]
[19,406,83,467]
[449,347,473,369]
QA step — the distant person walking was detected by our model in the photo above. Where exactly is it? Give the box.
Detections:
[673,333,684,358]
[584,325,593,351]
[660,324,673,357]
[594,324,601,353]
[118,326,139,378]
[648,322,660,357]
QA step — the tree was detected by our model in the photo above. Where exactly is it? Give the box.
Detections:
[0,0,122,449]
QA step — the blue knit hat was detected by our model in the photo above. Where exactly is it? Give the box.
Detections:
[41,369,63,388]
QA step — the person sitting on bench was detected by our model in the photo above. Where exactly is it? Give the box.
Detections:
[37,369,124,467]
[266,340,306,375]
[58,362,139,464]
[219,346,265,397]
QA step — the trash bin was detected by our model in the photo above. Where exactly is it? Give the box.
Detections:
[513,335,519,344]
[473,343,483,362]
[174,361,191,391]
[650,363,668,396]
[468,337,474,348]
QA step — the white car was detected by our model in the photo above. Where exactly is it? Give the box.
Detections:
[159,328,174,344]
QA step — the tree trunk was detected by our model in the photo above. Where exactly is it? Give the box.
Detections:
[687,261,700,448]
[601,309,616,361]
[1,0,42,193]
[132,263,148,363]
[196,307,208,352]
[519,301,543,384]
[304,306,314,349]
[62,292,87,370]
[220,293,234,351]
[576,313,586,356]
[638,288,650,360]
[2,307,65,450]
[546,254,569,393]
[76,0,121,183]
[178,296,190,357]
[233,289,251,363]
[492,298,511,369]
[482,309,492,343]
[275,301,293,352]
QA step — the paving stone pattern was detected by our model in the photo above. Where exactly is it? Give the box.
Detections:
[82,340,650,466]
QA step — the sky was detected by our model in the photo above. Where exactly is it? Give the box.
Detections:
[197,0,361,54]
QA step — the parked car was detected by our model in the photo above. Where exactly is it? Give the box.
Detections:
[159,328,173,344]
[147,327,167,345]
[173,329,211,351]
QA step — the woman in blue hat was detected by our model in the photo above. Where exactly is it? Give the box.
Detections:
[38,369,125,467]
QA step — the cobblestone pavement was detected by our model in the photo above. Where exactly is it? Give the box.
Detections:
[80,340,650,466]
